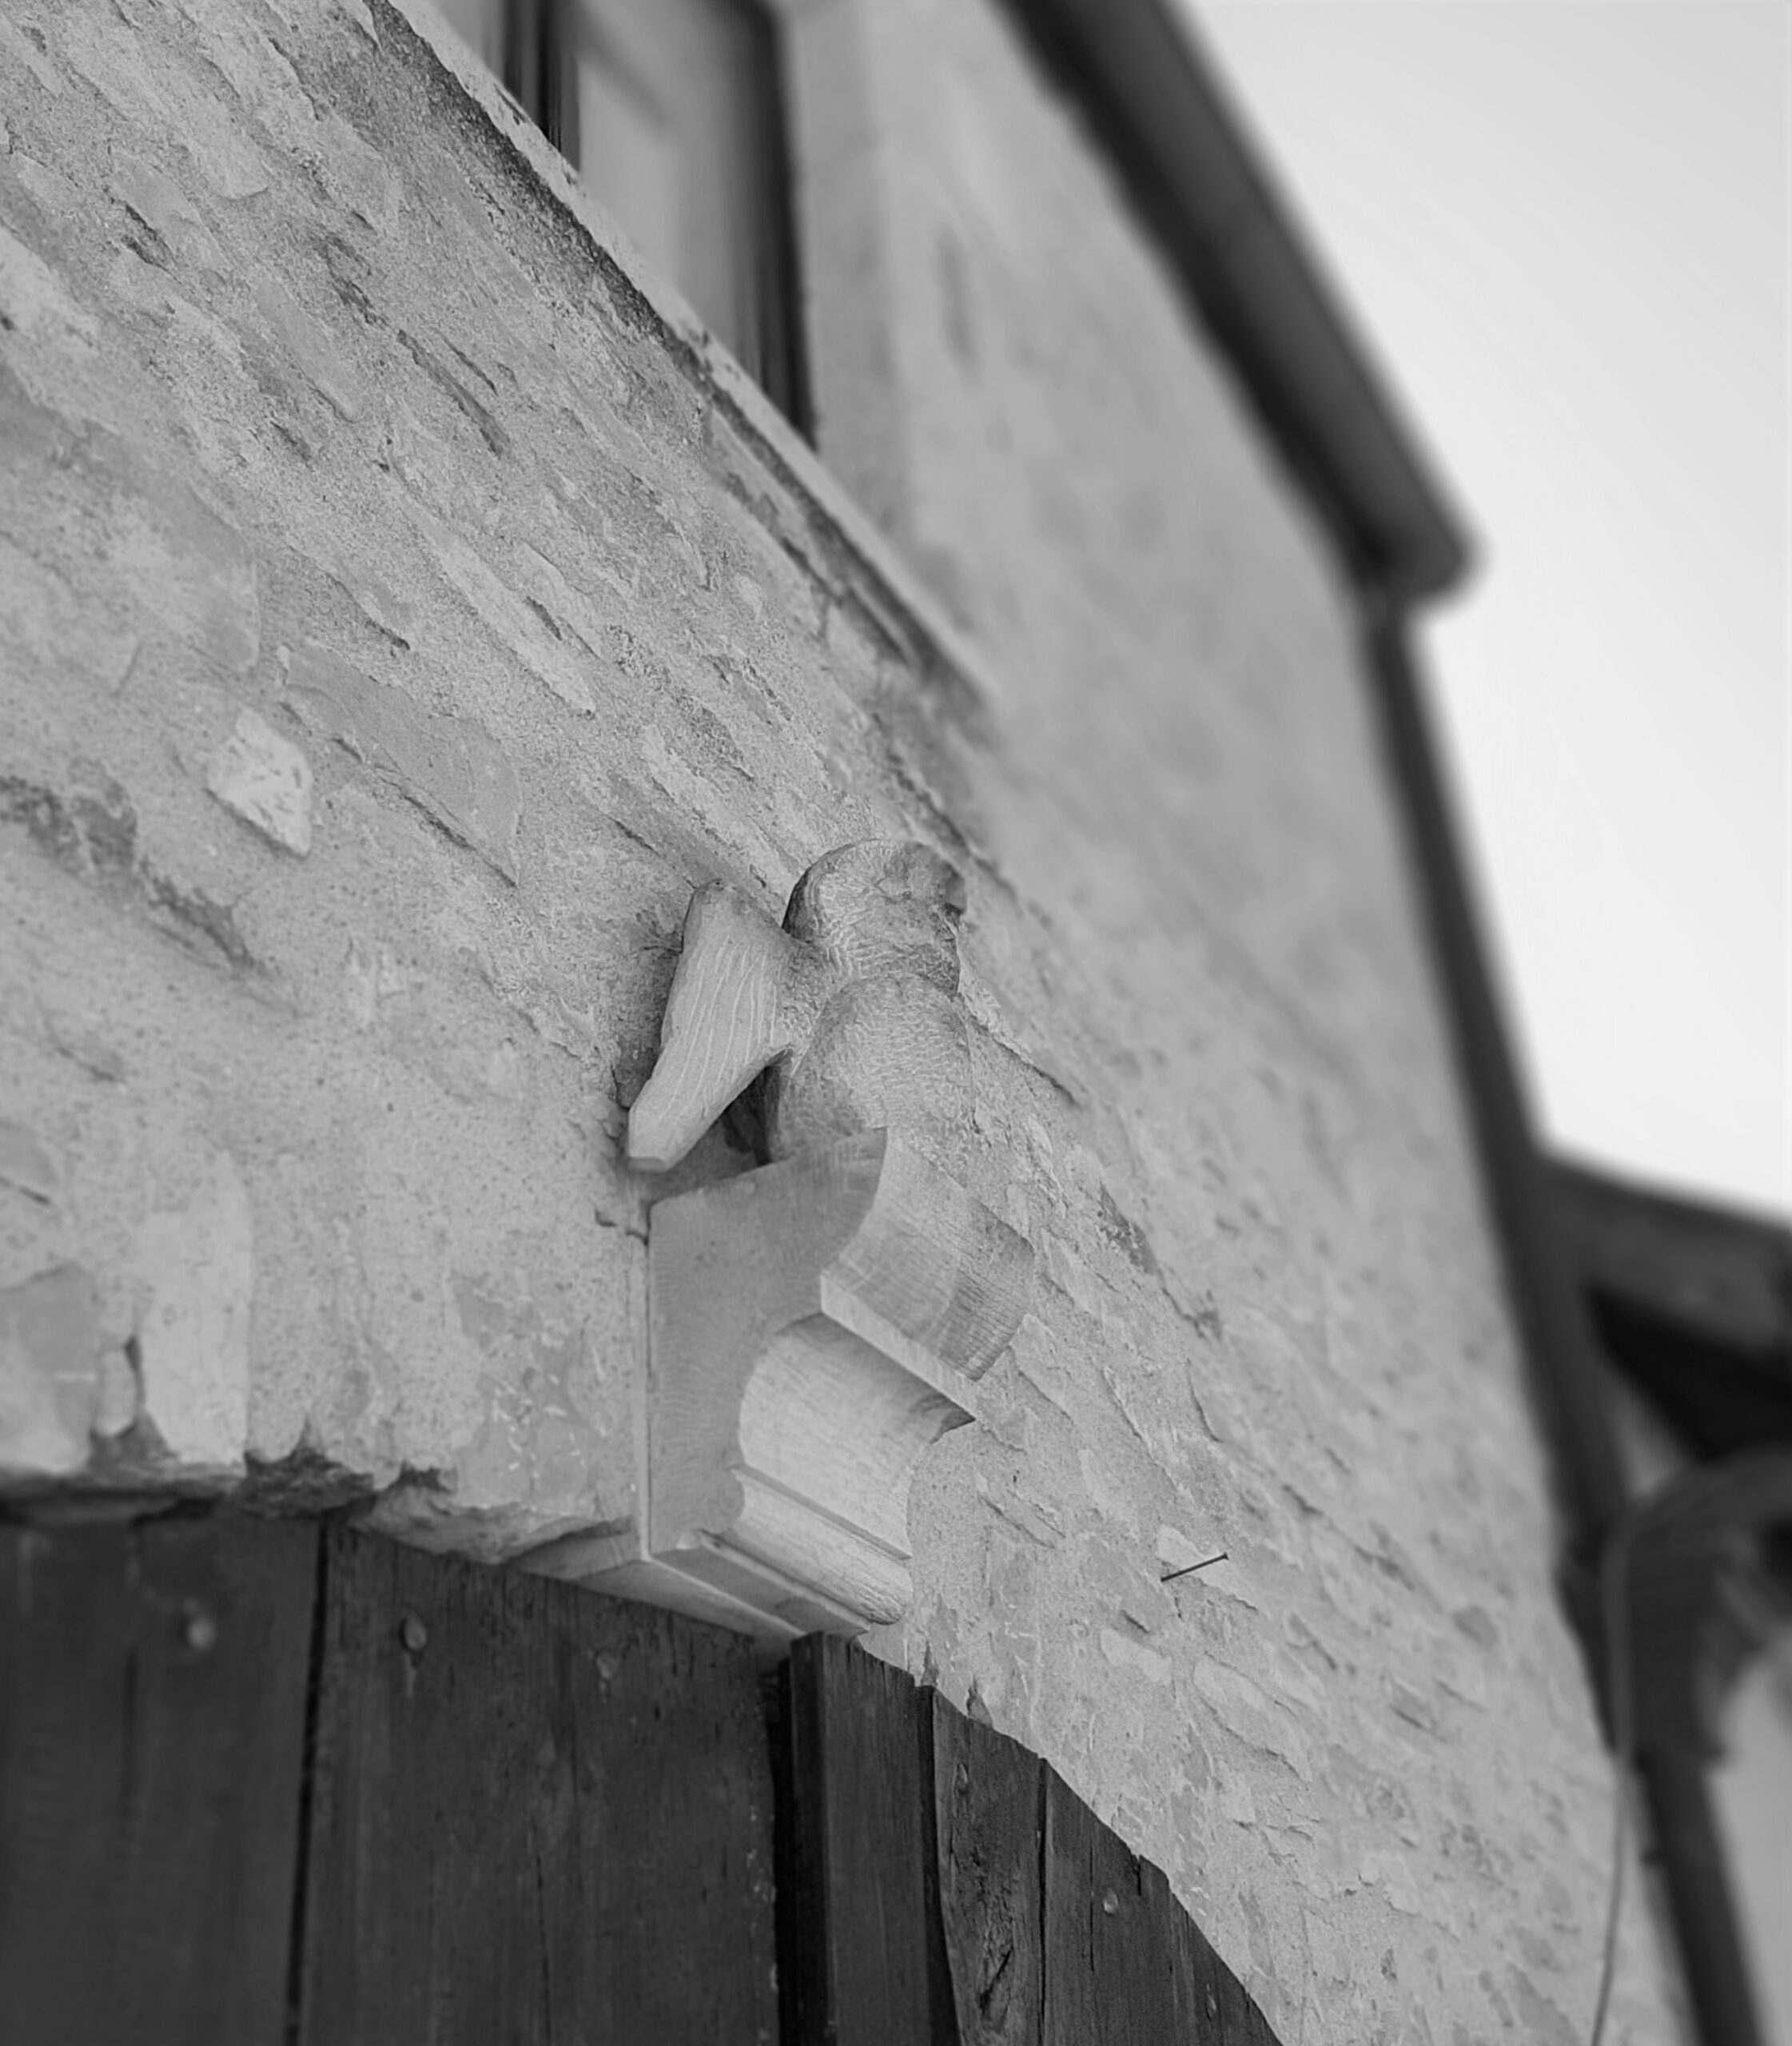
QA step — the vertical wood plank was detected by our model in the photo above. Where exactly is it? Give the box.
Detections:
[0,1514,319,2045]
[931,1691,1043,2046]
[0,1520,135,2046]
[1157,1861,1275,2044]
[297,1525,777,2046]
[1041,1765,1181,2044]
[782,1633,943,2046]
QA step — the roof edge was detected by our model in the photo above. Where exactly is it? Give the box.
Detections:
[995,0,1472,604]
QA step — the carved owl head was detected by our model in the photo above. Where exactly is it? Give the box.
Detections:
[784,841,966,989]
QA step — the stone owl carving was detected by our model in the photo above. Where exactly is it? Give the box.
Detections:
[627,841,974,1177]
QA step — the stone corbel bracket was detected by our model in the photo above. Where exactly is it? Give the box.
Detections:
[524,842,1034,1647]
[532,1131,1031,1649]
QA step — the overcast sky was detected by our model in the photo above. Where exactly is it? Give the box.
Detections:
[1191,2,1790,1217]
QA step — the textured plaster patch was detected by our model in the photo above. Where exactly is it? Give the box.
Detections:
[0,1264,102,1476]
[129,1149,253,1471]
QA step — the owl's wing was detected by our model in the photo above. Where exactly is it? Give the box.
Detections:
[627,883,802,1171]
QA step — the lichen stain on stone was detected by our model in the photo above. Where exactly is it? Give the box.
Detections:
[0,1263,102,1477]
[0,767,257,971]
[281,639,522,881]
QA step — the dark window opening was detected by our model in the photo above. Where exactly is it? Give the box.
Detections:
[435,0,810,430]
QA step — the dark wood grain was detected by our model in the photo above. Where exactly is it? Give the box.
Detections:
[1160,1859,1280,2044]
[0,1513,318,2046]
[931,1690,1042,2046]
[296,1524,777,2046]
[781,1632,944,2046]
[780,1638,1286,2046]
[1042,1763,1180,2044]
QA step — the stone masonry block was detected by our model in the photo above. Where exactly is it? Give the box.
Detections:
[128,1149,254,1475]
[206,708,315,855]
[281,641,522,882]
[0,1264,102,1479]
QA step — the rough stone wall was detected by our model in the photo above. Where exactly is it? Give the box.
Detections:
[804,3,1685,2040]
[0,0,1682,2040]
[0,0,969,1546]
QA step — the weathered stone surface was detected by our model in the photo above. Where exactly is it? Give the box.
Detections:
[0,15,66,96]
[0,1264,101,1477]
[110,149,226,272]
[206,707,315,854]
[1,764,257,973]
[253,273,368,421]
[331,559,417,648]
[58,8,271,198]
[0,536,139,695]
[0,365,259,674]
[281,642,521,881]
[0,1124,61,1205]
[0,0,1683,2036]
[0,221,98,346]
[128,1148,253,1473]
[406,504,598,715]
[819,2,1686,2035]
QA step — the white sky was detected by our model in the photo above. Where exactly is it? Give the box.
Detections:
[1191,2,1790,1217]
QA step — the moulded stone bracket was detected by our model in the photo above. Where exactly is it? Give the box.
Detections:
[528,1132,1033,1650]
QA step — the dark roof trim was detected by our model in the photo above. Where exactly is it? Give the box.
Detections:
[997,0,1471,603]
[1554,1157,1792,1463]
[1368,615,1778,2046]
[1555,1159,1792,1360]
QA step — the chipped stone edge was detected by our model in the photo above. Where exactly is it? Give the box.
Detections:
[384,0,1014,722]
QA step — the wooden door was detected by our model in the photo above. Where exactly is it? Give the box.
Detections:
[2,1516,1279,2043]
[0,1516,776,2045]
[776,1632,1284,2044]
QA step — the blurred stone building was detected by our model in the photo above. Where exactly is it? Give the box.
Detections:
[6,0,1774,2037]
